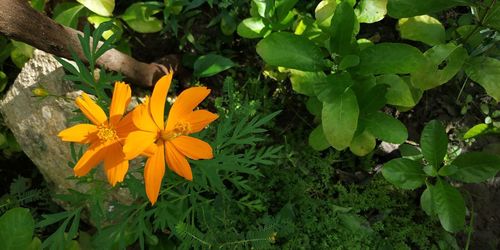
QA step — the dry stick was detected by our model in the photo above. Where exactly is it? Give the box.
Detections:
[0,0,167,87]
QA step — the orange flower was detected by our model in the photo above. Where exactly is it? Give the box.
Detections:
[123,71,218,204]
[58,82,135,186]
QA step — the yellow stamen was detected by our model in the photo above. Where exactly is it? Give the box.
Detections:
[97,126,117,142]
[159,122,191,142]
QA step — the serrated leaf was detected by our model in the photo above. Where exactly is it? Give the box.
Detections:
[356,43,427,75]
[387,0,471,18]
[322,88,359,150]
[398,15,445,46]
[450,152,500,183]
[431,179,465,233]
[0,208,35,250]
[464,56,500,102]
[349,130,376,156]
[193,54,236,78]
[463,123,489,139]
[411,43,468,90]
[382,158,426,189]
[309,125,330,151]
[355,0,387,23]
[256,32,327,71]
[421,120,448,168]
[122,2,163,33]
[363,112,408,144]
[77,0,114,16]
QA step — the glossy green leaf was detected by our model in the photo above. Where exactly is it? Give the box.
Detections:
[339,55,360,70]
[314,72,353,102]
[482,1,500,30]
[421,120,448,168]
[329,1,357,56]
[193,54,236,78]
[411,43,468,90]
[438,164,458,176]
[398,15,445,46]
[315,0,337,28]
[465,56,500,102]
[463,123,489,139]
[122,2,163,33]
[309,125,330,151]
[256,32,327,71]
[376,74,420,108]
[382,158,426,189]
[0,208,35,250]
[423,165,438,177]
[290,70,327,96]
[399,144,423,160]
[355,0,387,23]
[0,71,7,92]
[450,152,500,183]
[363,112,408,144]
[53,3,86,28]
[77,0,114,16]
[237,17,269,38]
[431,179,465,233]
[356,43,426,75]
[420,187,435,216]
[349,130,376,156]
[322,88,359,150]
[87,15,122,41]
[387,0,471,18]
[10,41,33,69]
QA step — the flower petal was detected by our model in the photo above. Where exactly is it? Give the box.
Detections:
[73,142,109,176]
[165,141,192,180]
[123,130,157,159]
[150,72,173,129]
[171,136,213,160]
[76,93,108,125]
[115,110,136,139]
[166,87,211,131]
[109,82,131,125]
[104,142,129,186]
[131,98,158,132]
[58,124,97,143]
[144,144,165,205]
[182,110,218,134]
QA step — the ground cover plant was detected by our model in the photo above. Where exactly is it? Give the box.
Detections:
[0,0,499,249]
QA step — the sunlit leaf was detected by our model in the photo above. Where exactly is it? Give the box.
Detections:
[77,0,114,16]
[398,15,445,46]
[465,56,500,102]
[193,54,236,78]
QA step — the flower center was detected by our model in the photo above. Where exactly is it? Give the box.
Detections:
[97,126,117,142]
[159,122,191,141]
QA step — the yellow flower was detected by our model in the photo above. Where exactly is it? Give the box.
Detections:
[58,82,135,186]
[123,71,218,204]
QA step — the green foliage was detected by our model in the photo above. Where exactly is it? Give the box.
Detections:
[387,0,471,18]
[0,208,37,250]
[382,119,500,232]
[193,54,236,78]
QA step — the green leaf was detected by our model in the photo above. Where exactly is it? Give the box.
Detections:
[431,179,465,233]
[53,3,86,28]
[314,72,353,102]
[421,120,448,168]
[0,208,35,250]
[376,74,420,108]
[399,144,423,160]
[306,96,322,116]
[193,54,236,78]
[411,43,468,90]
[463,123,489,139]
[363,112,408,144]
[77,0,114,16]
[349,130,376,156]
[329,1,357,56]
[354,0,388,23]
[357,83,387,115]
[482,1,500,30]
[438,164,458,176]
[339,55,360,70]
[10,41,34,68]
[256,32,327,71]
[450,152,500,183]
[398,15,445,46]
[356,43,426,75]
[382,158,426,189]
[30,0,46,11]
[289,70,327,96]
[87,15,123,41]
[387,0,471,18]
[220,11,237,36]
[420,187,435,216]
[423,165,438,177]
[0,71,7,92]
[237,17,269,38]
[122,2,163,33]
[322,88,359,150]
[465,56,500,102]
[309,125,330,151]
[315,0,337,28]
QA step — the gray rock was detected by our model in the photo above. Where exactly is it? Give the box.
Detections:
[0,50,133,205]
